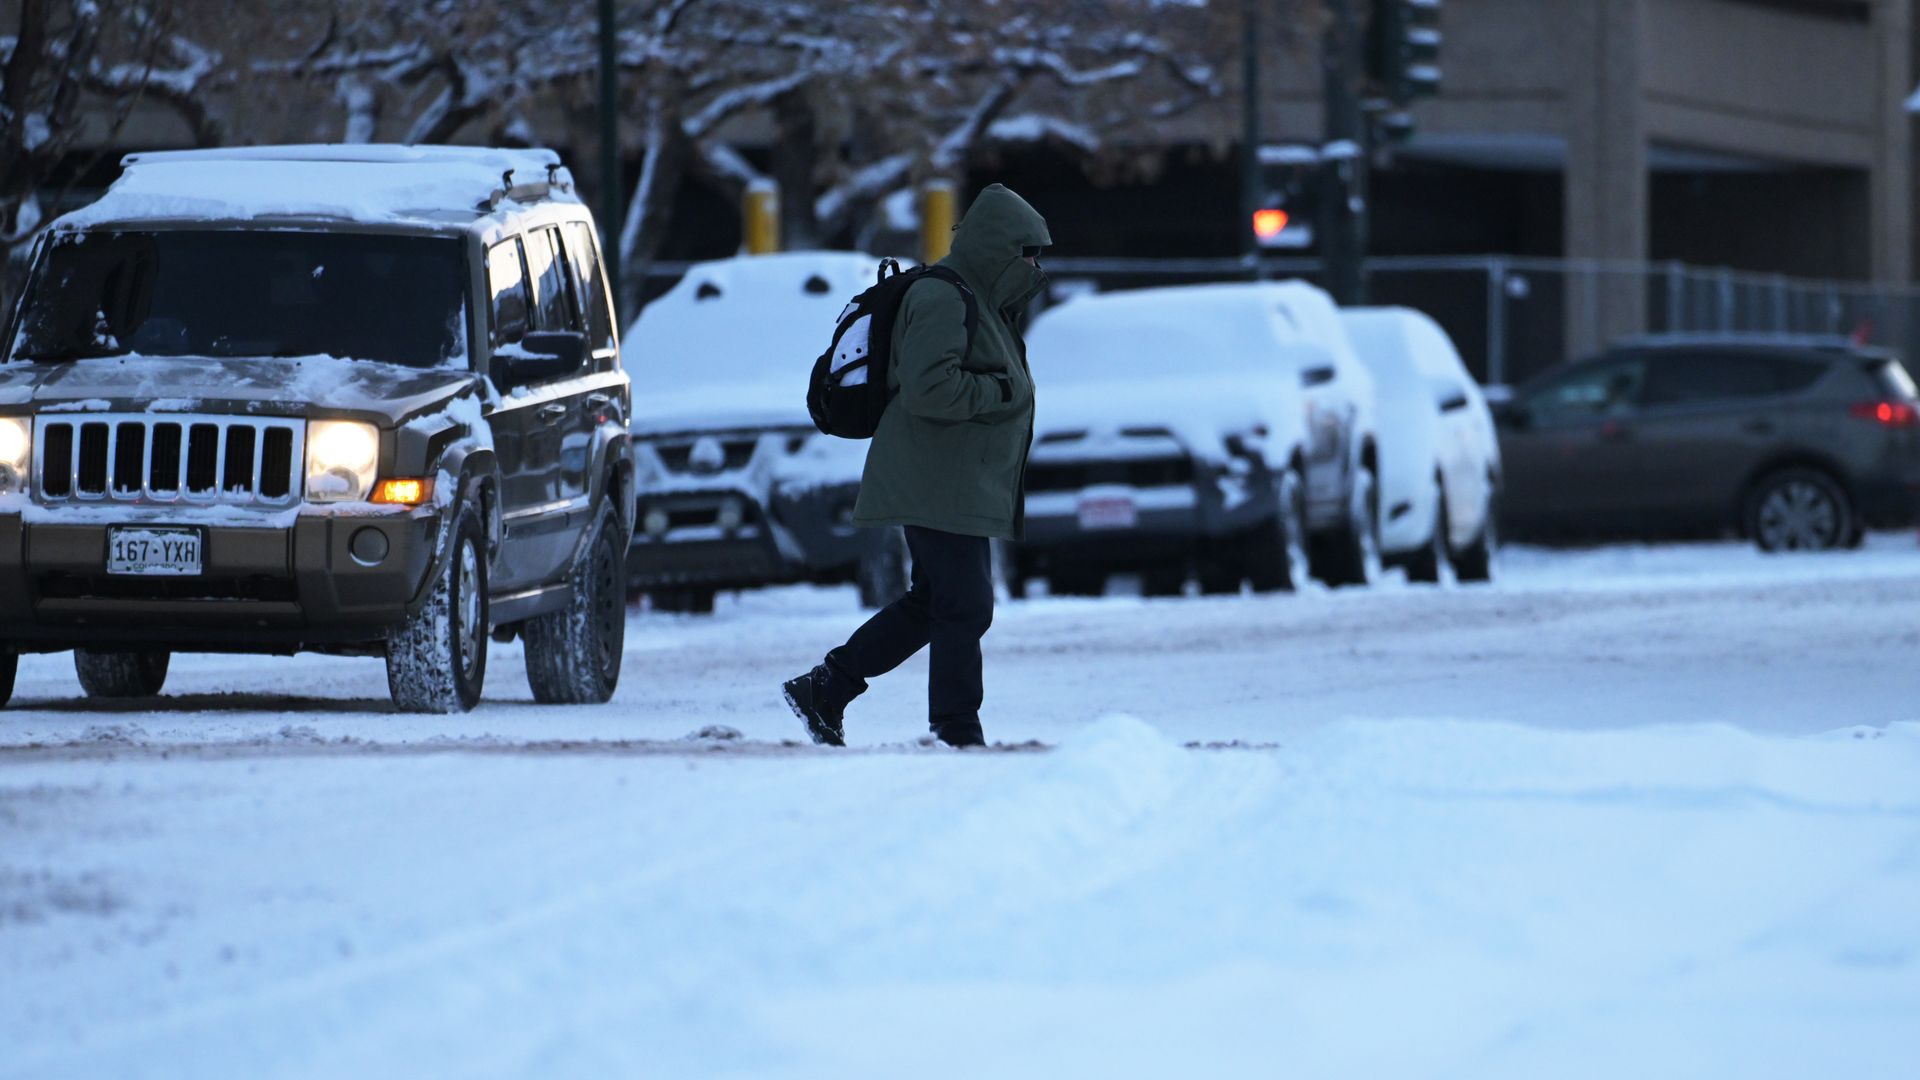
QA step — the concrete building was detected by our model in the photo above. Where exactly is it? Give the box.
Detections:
[1377,0,1911,354]
[1008,0,1913,369]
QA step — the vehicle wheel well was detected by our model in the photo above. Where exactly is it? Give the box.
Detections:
[605,459,635,539]
[467,475,500,561]
[1736,455,1853,536]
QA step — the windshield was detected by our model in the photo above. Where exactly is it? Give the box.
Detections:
[10,229,468,369]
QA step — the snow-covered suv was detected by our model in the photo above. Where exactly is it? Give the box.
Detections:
[624,252,907,613]
[1016,281,1380,596]
[0,145,634,713]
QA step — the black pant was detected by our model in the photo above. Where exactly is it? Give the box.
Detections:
[829,526,994,725]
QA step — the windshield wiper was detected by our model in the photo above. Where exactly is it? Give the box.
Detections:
[16,347,123,363]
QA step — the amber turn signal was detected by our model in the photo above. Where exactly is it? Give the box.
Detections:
[372,477,433,505]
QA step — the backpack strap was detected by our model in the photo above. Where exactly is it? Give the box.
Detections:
[920,265,978,360]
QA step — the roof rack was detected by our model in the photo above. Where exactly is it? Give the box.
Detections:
[122,144,561,171]
[478,162,576,211]
[115,143,579,217]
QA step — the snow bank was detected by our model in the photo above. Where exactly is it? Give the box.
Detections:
[5,714,1914,1079]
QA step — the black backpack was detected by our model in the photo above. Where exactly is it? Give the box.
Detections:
[807,259,977,439]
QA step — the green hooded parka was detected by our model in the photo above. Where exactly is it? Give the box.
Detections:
[851,184,1051,540]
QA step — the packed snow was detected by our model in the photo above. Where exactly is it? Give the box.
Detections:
[3,536,1918,1078]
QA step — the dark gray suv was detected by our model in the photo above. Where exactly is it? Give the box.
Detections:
[1497,336,1920,549]
[0,145,634,713]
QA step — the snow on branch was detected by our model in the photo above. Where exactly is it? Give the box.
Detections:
[985,114,1100,154]
[685,69,815,139]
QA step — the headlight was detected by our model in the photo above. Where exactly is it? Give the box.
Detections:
[305,420,380,502]
[0,417,29,495]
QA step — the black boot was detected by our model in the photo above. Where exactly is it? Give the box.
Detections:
[782,660,863,747]
[930,713,986,749]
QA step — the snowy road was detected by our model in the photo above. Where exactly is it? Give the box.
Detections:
[5,538,1919,1078]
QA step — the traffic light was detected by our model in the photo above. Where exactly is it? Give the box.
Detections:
[1368,0,1443,104]
[1253,146,1319,250]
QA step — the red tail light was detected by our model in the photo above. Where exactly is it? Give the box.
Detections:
[1848,401,1919,427]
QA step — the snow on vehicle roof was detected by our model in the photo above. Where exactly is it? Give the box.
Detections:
[1029,282,1336,385]
[53,144,578,231]
[1028,285,1319,461]
[629,251,889,431]
[1342,306,1482,388]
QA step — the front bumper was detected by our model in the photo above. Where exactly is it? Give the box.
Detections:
[1018,473,1275,572]
[0,508,438,653]
[626,482,866,590]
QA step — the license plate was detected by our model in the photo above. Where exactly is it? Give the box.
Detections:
[1077,496,1139,531]
[107,527,203,576]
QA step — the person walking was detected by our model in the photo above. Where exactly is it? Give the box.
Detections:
[783,184,1051,748]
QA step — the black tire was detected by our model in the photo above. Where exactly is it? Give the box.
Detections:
[386,501,488,713]
[1197,564,1241,595]
[1746,467,1852,553]
[1246,467,1311,593]
[0,649,17,708]
[73,649,169,699]
[1316,467,1383,588]
[1141,567,1185,597]
[1404,483,1453,585]
[523,502,626,705]
[651,586,717,614]
[1454,489,1499,583]
[992,540,1028,600]
[1049,570,1105,598]
[857,527,910,609]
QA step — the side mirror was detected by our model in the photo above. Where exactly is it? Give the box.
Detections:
[499,331,587,386]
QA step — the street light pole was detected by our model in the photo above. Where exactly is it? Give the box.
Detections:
[1240,0,1262,279]
[597,0,622,306]
[1320,0,1368,305]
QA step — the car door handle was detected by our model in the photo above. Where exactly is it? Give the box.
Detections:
[537,403,568,424]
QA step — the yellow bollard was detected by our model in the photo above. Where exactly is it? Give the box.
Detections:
[921,180,955,265]
[742,180,779,255]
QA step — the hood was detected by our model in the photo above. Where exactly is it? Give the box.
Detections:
[943,183,1052,313]
[0,355,478,425]
[632,379,810,438]
[1034,373,1306,469]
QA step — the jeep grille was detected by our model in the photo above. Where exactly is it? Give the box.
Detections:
[34,415,305,506]
[654,436,758,475]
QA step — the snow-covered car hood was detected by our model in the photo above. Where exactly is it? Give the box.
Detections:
[0,354,479,424]
[1035,374,1305,468]
[631,380,810,438]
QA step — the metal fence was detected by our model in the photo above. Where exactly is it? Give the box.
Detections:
[8,246,1913,390]
[1029,255,1920,388]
